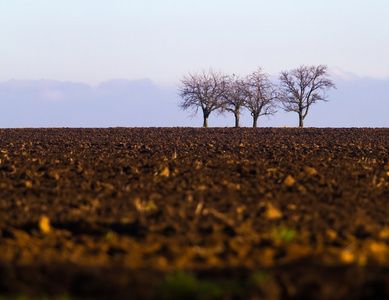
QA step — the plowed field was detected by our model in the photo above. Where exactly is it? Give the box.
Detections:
[1,128,389,299]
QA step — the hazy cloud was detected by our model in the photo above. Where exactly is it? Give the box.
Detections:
[0,78,187,128]
[331,67,360,81]
[39,89,65,102]
[0,75,388,128]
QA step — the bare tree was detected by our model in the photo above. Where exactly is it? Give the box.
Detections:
[244,68,279,128]
[279,65,336,128]
[220,75,246,128]
[178,69,227,127]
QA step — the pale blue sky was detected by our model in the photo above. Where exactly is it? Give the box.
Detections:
[1,0,389,86]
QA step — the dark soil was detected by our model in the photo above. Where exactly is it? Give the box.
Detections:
[1,127,389,299]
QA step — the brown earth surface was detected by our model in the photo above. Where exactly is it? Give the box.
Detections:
[1,127,389,299]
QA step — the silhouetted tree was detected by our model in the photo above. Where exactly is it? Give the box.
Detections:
[220,75,246,128]
[279,65,336,128]
[178,69,227,127]
[244,68,279,128]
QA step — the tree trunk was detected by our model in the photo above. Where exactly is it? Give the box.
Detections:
[234,113,240,128]
[203,115,208,128]
[299,113,304,128]
[253,116,259,128]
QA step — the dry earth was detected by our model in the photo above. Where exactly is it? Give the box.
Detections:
[1,128,389,299]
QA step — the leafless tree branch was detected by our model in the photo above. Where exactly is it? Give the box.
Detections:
[279,65,336,127]
[219,74,247,128]
[178,69,227,127]
[243,68,279,128]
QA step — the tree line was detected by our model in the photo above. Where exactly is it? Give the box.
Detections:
[178,65,336,128]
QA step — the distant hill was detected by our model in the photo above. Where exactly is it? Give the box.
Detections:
[0,75,388,128]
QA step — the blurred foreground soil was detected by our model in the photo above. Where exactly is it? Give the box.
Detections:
[1,128,389,299]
